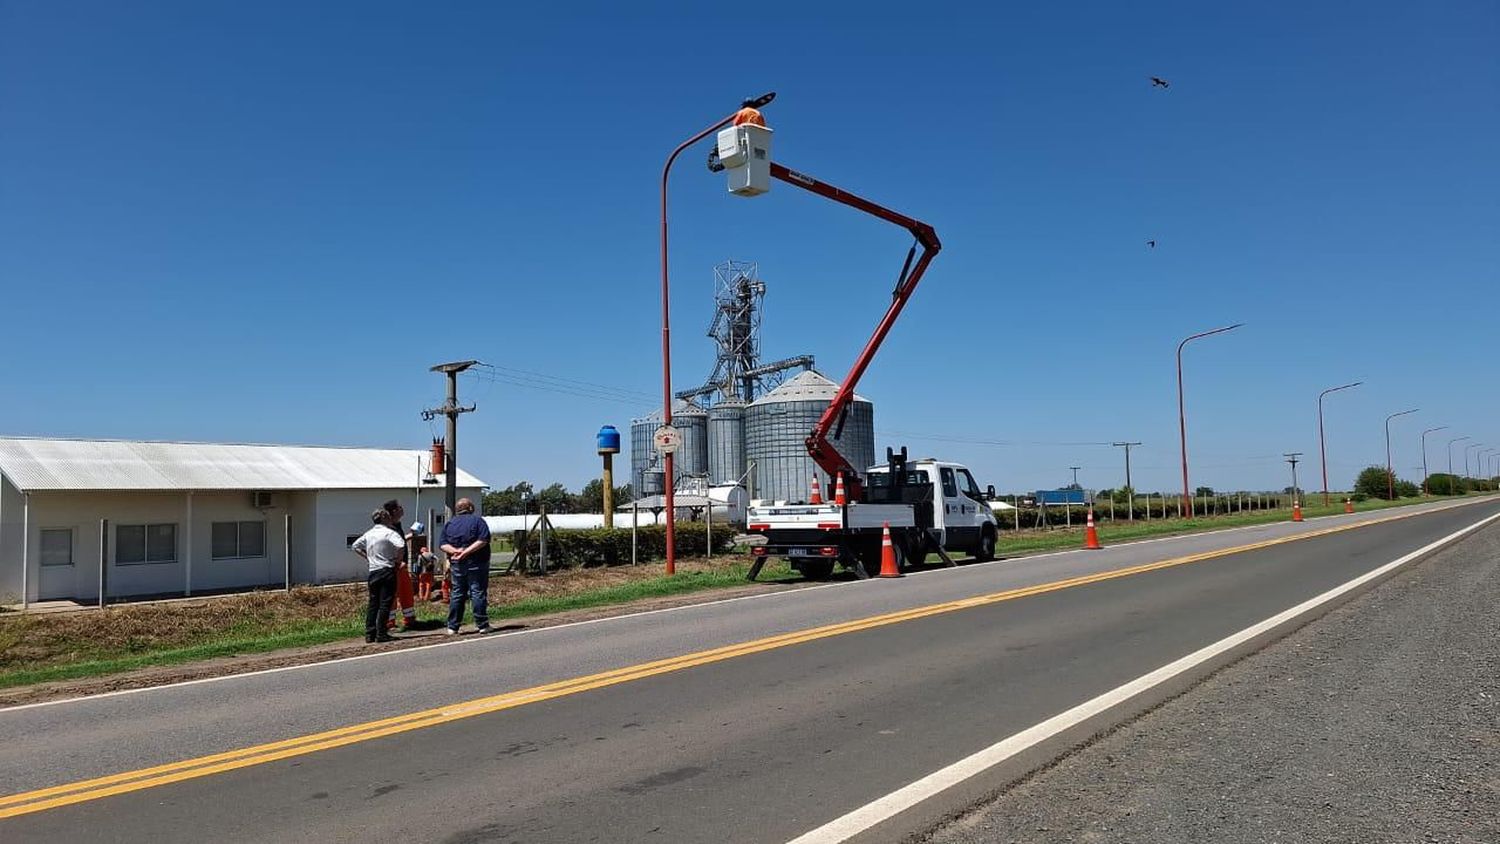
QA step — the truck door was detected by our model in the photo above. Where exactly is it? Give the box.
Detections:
[939,466,981,551]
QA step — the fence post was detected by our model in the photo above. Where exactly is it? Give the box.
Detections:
[284,513,292,591]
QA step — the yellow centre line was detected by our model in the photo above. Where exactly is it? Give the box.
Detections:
[0,504,1463,820]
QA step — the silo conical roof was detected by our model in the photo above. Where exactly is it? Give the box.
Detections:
[750,370,870,406]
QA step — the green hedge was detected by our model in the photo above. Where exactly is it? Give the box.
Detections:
[520,523,736,568]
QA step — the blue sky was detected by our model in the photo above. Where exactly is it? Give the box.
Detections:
[2,1,1496,495]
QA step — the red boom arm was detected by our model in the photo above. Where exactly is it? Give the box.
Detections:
[768,162,942,501]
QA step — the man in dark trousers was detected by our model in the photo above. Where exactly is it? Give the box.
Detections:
[351,508,405,643]
[441,497,493,635]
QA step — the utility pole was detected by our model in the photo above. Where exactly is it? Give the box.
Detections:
[423,360,479,518]
[1284,452,1303,502]
[1112,442,1142,520]
[1069,466,1081,488]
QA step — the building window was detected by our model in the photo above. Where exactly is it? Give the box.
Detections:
[212,521,266,560]
[40,528,74,567]
[118,523,177,565]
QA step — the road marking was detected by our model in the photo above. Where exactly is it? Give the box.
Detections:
[785,508,1500,844]
[4,497,1487,716]
[0,502,1489,819]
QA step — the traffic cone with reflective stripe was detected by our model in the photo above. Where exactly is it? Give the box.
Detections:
[834,473,848,507]
[1344,498,1354,514]
[1083,508,1102,550]
[879,522,902,577]
[809,476,824,505]
[1292,498,1304,522]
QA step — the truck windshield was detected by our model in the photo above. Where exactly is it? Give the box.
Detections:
[958,469,984,499]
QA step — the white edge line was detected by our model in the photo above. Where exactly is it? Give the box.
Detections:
[2,496,1489,715]
[786,507,1500,844]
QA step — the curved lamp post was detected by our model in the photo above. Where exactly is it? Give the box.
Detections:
[1384,408,1418,500]
[1447,436,1470,478]
[1318,382,1362,506]
[1420,426,1447,495]
[659,92,775,575]
[1177,323,1243,517]
[1465,442,1484,481]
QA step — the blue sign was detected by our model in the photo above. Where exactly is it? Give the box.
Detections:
[1035,488,1088,505]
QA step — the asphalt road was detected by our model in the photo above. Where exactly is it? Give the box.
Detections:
[926,508,1500,844]
[2,498,1495,843]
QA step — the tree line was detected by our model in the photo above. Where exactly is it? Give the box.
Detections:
[483,480,635,516]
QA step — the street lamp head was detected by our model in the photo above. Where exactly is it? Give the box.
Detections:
[742,92,776,109]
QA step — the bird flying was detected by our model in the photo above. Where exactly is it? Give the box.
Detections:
[1150,76,1170,89]
[1146,240,1157,248]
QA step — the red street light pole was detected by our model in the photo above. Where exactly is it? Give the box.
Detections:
[659,93,775,576]
[1420,426,1448,496]
[1384,408,1418,500]
[1177,323,1243,517]
[1317,381,1362,506]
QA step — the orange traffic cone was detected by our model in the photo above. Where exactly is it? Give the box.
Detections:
[878,522,902,577]
[1292,498,1304,522]
[809,476,824,505]
[1083,508,1102,550]
[834,473,848,507]
[1344,498,1354,514]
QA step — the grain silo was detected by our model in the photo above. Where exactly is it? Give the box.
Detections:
[707,400,747,485]
[744,370,875,504]
[674,400,710,482]
[630,399,709,493]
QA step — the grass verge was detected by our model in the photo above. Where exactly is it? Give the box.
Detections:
[0,557,792,692]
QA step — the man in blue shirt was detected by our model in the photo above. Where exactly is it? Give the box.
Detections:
[440,497,493,634]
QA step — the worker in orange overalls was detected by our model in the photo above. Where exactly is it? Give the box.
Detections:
[383,500,418,631]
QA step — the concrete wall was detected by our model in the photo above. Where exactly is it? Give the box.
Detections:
[310,487,481,584]
[2,490,293,602]
[0,485,483,602]
[0,474,23,603]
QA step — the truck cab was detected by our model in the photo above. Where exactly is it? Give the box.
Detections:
[865,459,999,561]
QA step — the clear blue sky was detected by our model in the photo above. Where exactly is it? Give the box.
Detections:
[2,1,1496,495]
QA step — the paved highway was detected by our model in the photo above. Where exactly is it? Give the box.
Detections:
[2,498,1495,842]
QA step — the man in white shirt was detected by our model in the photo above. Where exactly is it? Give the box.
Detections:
[351,508,406,643]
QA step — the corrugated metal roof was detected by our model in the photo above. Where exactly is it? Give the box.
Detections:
[0,438,487,492]
[750,370,870,405]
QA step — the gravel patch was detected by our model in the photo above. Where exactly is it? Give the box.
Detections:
[925,522,1500,844]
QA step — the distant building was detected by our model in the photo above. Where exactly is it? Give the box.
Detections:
[0,438,485,604]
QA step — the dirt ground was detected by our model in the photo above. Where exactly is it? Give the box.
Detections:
[0,556,804,707]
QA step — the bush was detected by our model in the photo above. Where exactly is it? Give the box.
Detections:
[518,523,735,569]
[1394,479,1420,499]
[1354,466,1396,500]
[1424,473,1461,496]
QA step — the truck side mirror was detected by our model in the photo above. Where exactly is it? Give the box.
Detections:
[985,485,997,500]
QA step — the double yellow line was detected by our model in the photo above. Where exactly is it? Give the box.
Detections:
[0,505,1462,820]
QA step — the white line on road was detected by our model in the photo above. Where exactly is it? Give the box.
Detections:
[786,507,1500,844]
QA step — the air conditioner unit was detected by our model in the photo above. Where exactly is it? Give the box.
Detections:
[250,491,274,508]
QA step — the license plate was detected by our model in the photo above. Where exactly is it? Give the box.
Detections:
[788,548,811,557]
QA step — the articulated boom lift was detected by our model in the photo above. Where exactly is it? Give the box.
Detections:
[764,162,942,500]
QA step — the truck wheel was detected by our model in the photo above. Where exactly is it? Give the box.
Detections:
[975,527,997,562]
[905,534,928,566]
[797,559,836,581]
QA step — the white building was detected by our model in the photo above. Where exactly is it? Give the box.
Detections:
[0,438,485,605]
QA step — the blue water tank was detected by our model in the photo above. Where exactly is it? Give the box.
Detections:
[596,425,621,454]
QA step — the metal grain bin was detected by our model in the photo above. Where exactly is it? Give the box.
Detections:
[744,370,874,504]
[707,400,747,485]
[674,401,709,483]
[631,400,709,493]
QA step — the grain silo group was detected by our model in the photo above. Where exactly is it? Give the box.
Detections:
[629,260,877,510]
[630,370,875,507]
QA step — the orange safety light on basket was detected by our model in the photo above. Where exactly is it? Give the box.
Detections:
[733,107,766,127]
